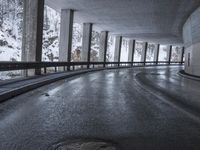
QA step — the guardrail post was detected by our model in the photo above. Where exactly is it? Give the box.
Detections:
[44,67,47,74]
[55,66,57,72]
[67,63,71,71]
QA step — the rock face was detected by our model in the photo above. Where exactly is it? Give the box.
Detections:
[50,140,120,150]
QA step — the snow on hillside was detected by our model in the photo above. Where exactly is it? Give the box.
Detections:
[0,0,182,80]
[0,0,22,61]
[0,28,21,61]
[107,35,115,62]
[120,39,129,62]
[42,6,60,62]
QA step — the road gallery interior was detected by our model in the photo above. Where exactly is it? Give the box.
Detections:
[0,0,200,150]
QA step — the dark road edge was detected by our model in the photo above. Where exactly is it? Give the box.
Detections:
[135,72,200,124]
[179,70,200,81]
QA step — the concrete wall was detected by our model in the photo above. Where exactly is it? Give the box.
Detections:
[183,7,200,76]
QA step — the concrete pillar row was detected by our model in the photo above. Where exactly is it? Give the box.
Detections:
[22,0,45,75]
[128,39,136,65]
[81,23,93,68]
[165,45,171,63]
[154,44,160,64]
[99,31,108,66]
[167,45,173,64]
[114,36,122,66]
[59,9,74,70]
[181,47,185,64]
[141,42,148,64]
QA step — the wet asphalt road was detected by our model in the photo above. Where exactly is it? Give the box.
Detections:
[0,66,200,150]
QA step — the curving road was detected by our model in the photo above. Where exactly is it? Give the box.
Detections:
[0,66,200,150]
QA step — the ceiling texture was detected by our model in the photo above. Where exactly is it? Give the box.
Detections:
[46,0,200,45]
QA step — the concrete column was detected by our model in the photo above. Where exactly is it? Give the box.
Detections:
[141,42,148,64]
[114,36,122,66]
[59,9,74,70]
[99,31,108,66]
[181,47,185,64]
[154,44,160,64]
[81,23,92,68]
[22,0,45,75]
[128,40,136,66]
[167,45,172,64]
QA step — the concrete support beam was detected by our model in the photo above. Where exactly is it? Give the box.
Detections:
[59,9,74,70]
[114,36,122,66]
[22,0,45,75]
[128,40,136,66]
[141,42,148,65]
[81,23,93,68]
[154,44,160,64]
[99,31,108,66]
[167,45,172,64]
[181,47,185,64]
[165,45,170,62]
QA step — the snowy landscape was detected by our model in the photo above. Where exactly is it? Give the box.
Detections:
[0,0,182,80]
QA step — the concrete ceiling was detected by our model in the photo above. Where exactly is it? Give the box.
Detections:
[46,0,200,45]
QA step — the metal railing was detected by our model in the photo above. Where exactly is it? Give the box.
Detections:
[0,61,184,73]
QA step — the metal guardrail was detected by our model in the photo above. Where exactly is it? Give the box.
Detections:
[0,61,184,72]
